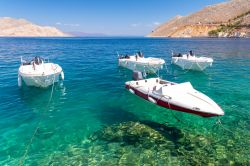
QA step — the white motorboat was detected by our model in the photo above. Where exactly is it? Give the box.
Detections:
[118,51,165,74]
[125,76,224,117]
[18,56,64,88]
[172,51,213,71]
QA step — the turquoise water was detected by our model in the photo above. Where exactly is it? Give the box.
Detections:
[0,37,249,165]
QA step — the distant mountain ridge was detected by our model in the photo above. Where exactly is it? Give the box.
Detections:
[148,0,250,38]
[68,31,106,37]
[0,17,69,37]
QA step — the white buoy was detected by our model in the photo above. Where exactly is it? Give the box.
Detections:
[18,74,22,87]
[129,88,135,94]
[61,71,64,80]
[148,96,156,104]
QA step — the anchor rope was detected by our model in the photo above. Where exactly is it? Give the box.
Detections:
[215,117,234,134]
[165,63,170,75]
[165,95,183,123]
[142,63,162,78]
[19,66,57,166]
[170,110,183,123]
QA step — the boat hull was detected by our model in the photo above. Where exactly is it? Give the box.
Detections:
[19,72,62,88]
[18,62,64,88]
[125,78,224,117]
[172,57,213,71]
[119,60,164,74]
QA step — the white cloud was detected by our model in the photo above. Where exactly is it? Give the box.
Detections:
[153,22,160,26]
[131,22,161,28]
[55,22,80,27]
[146,22,161,27]
[64,23,80,27]
[130,23,141,27]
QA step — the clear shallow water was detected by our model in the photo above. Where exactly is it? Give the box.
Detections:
[0,37,249,165]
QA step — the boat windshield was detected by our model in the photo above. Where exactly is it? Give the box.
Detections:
[173,53,182,57]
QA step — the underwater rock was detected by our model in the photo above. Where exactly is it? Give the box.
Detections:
[34,121,250,165]
[90,121,177,150]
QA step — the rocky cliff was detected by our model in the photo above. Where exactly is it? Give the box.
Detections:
[0,17,69,37]
[148,0,250,38]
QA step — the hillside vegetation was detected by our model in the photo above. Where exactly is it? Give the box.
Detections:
[148,0,250,38]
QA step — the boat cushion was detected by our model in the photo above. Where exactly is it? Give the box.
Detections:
[159,82,193,95]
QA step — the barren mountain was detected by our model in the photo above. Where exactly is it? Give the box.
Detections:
[148,0,250,38]
[0,17,69,37]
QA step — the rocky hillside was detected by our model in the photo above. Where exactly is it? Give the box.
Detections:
[0,17,69,37]
[148,0,250,38]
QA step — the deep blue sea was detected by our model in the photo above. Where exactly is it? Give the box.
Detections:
[0,37,249,165]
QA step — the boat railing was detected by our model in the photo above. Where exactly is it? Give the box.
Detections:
[20,56,50,65]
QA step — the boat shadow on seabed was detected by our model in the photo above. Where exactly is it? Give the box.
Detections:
[18,81,66,113]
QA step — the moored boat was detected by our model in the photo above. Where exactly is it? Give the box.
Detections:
[118,51,165,74]
[18,56,64,88]
[172,51,213,71]
[125,76,224,117]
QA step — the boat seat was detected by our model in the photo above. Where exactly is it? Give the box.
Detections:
[22,62,31,65]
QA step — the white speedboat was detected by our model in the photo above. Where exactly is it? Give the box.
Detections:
[118,51,165,74]
[18,56,64,88]
[125,77,224,117]
[172,51,213,71]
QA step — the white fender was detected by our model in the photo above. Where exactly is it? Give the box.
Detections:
[18,74,22,87]
[61,71,64,80]
[129,88,135,94]
[148,96,156,104]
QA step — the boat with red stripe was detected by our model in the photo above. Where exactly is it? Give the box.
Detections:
[125,77,224,117]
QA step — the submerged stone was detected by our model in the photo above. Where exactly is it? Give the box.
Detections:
[90,121,178,149]
[35,121,250,165]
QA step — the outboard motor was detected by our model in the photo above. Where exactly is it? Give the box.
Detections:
[34,56,43,65]
[132,71,143,81]
[189,50,194,56]
[138,51,144,57]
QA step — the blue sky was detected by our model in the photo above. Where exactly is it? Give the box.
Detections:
[0,0,226,36]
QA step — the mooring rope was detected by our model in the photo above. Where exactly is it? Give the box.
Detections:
[215,117,234,134]
[142,63,161,78]
[165,63,170,75]
[19,67,57,166]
